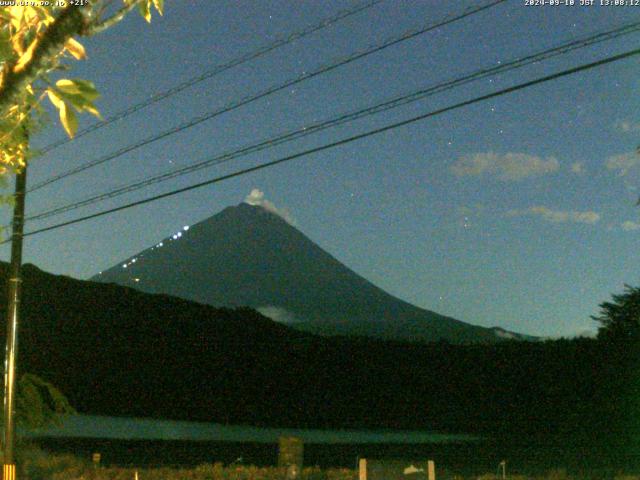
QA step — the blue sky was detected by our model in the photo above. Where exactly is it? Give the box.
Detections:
[3,0,640,337]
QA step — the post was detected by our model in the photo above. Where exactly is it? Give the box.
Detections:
[427,460,435,480]
[278,436,303,480]
[358,458,367,480]
[3,163,27,479]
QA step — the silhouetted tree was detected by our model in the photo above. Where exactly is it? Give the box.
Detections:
[592,284,640,341]
[0,374,75,432]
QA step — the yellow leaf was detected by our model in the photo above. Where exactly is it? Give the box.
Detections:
[13,36,38,73]
[22,7,39,27]
[83,103,102,120]
[152,0,164,15]
[138,0,152,23]
[58,101,78,138]
[64,38,86,60]
[46,89,64,110]
[11,30,24,56]
[55,79,82,95]
[48,89,77,138]
[32,6,54,25]
[55,79,100,114]
[8,7,23,30]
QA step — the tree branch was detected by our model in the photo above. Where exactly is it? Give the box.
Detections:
[0,6,89,117]
[84,1,140,35]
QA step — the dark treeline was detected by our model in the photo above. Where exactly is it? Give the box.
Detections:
[0,263,637,450]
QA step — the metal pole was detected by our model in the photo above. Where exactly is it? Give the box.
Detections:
[3,162,27,480]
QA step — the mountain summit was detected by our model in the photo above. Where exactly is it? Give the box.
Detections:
[93,202,526,343]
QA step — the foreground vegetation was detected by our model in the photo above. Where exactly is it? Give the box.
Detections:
[14,449,640,480]
[19,448,355,480]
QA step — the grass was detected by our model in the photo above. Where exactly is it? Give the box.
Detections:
[17,447,357,480]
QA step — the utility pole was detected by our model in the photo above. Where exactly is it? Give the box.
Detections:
[2,156,27,480]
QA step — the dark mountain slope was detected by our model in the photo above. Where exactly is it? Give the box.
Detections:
[94,203,528,343]
[0,262,625,439]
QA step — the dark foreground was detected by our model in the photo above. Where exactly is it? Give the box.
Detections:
[33,436,640,478]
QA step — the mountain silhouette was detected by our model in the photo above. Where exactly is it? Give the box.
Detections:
[0,263,621,436]
[93,203,530,343]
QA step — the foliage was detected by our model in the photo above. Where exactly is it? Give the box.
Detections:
[12,452,638,480]
[0,1,163,177]
[18,455,358,480]
[15,373,75,431]
[0,373,75,433]
[541,469,572,480]
[592,284,640,341]
[18,446,85,480]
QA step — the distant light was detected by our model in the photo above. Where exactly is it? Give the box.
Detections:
[98,271,102,275]
[172,234,178,240]
[177,232,182,237]
[122,264,127,268]
[183,226,189,231]
[132,258,137,263]
[159,242,163,247]
[134,278,140,283]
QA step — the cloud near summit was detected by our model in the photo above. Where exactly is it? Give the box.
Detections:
[451,152,559,181]
[507,206,600,225]
[244,189,296,225]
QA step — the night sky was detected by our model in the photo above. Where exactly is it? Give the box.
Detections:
[3,0,640,338]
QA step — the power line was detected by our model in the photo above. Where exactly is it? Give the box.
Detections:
[28,0,507,193]
[37,0,386,155]
[24,19,640,223]
[13,46,640,242]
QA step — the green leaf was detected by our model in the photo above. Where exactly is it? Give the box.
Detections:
[71,79,100,101]
[0,28,14,63]
[138,0,152,22]
[56,78,99,101]
[52,81,102,121]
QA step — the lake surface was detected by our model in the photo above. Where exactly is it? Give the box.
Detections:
[26,415,640,476]
[25,414,478,444]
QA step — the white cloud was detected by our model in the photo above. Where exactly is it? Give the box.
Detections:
[615,120,640,133]
[570,162,584,175]
[494,329,516,340]
[605,152,640,194]
[622,220,640,231]
[606,152,640,177]
[244,189,295,225]
[507,206,600,225]
[451,152,559,181]
[257,306,299,324]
